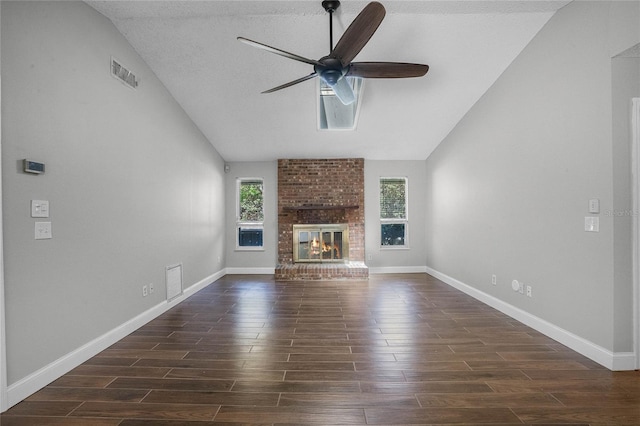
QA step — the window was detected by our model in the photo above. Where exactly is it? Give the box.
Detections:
[380,177,408,247]
[237,178,264,249]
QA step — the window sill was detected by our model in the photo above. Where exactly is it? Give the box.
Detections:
[380,246,410,250]
[235,247,265,252]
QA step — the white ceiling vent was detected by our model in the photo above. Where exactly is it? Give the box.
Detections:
[111,57,138,89]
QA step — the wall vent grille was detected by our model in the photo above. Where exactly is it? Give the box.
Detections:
[166,263,183,301]
[111,57,138,89]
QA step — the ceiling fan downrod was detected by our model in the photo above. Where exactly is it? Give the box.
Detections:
[322,0,340,53]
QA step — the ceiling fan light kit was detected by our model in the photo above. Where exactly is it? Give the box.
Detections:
[318,77,364,130]
[238,1,429,109]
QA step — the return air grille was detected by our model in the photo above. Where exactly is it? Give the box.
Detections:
[166,263,183,301]
[111,57,138,89]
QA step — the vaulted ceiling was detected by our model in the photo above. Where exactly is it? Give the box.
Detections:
[87,0,571,161]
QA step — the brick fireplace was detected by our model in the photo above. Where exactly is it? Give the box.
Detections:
[275,158,368,280]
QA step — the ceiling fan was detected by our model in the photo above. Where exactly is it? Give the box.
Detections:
[238,1,429,105]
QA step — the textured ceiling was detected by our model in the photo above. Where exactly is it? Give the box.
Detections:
[87,0,571,161]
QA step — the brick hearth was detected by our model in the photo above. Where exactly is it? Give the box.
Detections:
[274,262,369,281]
[276,158,368,281]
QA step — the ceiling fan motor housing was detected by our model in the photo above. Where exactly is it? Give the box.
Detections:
[315,57,349,86]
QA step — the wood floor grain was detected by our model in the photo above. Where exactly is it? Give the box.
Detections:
[2,273,639,425]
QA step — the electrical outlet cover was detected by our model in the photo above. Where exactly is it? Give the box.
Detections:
[35,222,52,239]
[585,216,600,232]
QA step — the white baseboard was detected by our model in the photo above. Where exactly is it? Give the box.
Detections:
[369,266,428,274]
[225,267,276,275]
[611,352,637,371]
[426,267,637,371]
[5,270,224,410]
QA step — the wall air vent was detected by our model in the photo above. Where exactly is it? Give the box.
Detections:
[166,263,183,301]
[110,57,138,89]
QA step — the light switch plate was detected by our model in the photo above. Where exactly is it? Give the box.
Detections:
[31,200,49,218]
[588,199,600,214]
[35,222,52,239]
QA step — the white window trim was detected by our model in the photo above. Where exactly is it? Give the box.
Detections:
[379,176,409,248]
[236,177,264,251]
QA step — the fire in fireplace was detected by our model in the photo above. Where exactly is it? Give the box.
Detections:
[293,224,349,263]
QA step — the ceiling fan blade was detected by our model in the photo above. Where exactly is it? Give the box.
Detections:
[330,2,385,66]
[328,76,356,105]
[262,73,318,94]
[238,37,322,67]
[347,62,429,78]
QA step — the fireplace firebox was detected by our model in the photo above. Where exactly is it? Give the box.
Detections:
[293,224,349,263]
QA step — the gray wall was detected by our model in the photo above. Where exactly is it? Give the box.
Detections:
[365,160,427,270]
[1,1,225,384]
[425,1,640,352]
[224,161,277,270]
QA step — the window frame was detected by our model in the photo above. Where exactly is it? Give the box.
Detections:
[379,176,409,249]
[236,177,265,251]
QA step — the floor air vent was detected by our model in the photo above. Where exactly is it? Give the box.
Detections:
[166,263,183,301]
[111,57,138,89]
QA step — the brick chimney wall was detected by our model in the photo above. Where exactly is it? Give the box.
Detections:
[278,158,365,265]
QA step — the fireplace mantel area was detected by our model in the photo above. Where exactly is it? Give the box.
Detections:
[275,158,368,280]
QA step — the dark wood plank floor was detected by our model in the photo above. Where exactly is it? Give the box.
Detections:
[2,273,639,425]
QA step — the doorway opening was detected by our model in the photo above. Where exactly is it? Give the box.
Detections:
[633,97,640,370]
